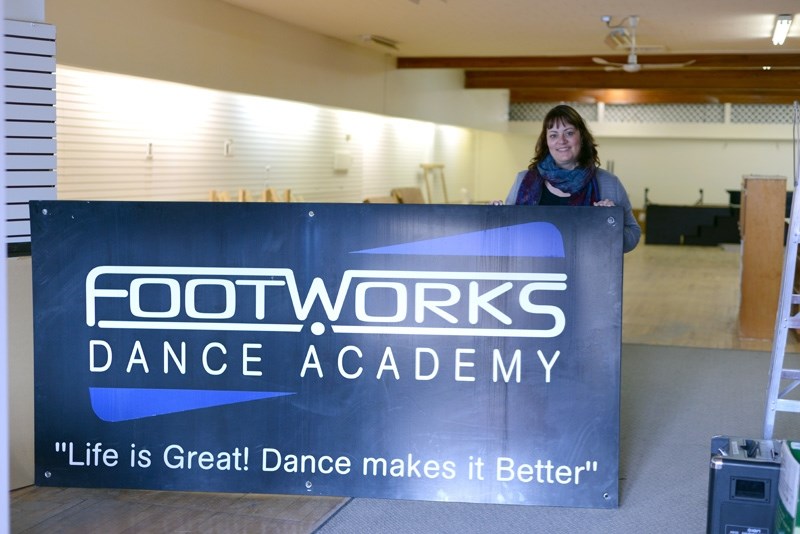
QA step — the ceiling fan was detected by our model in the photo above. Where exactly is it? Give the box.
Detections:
[592,15,695,73]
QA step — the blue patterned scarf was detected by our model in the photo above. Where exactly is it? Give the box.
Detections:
[515,154,599,206]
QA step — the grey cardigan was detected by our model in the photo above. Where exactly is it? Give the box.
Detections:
[505,168,641,253]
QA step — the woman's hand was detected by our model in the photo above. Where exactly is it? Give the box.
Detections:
[593,199,616,207]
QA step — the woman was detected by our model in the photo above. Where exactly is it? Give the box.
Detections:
[505,104,641,253]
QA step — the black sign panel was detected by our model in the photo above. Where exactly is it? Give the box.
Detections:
[30,200,622,508]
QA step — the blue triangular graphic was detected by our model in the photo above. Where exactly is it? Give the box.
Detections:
[352,222,564,257]
[89,387,294,422]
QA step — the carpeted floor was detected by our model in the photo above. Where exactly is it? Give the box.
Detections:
[314,343,800,534]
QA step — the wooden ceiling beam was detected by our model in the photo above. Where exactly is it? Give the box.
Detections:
[465,69,800,91]
[398,54,800,104]
[397,54,800,70]
[509,88,800,105]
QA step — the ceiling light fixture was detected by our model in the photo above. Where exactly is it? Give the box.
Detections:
[772,14,793,46]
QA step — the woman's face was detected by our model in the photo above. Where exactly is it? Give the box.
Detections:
[546,120,581,170]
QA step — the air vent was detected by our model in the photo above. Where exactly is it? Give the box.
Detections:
[360,34,399,51]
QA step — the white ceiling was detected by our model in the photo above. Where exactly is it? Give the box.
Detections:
[219,0,799,57]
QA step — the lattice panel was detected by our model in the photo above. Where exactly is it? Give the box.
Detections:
[730,104,794,124]
[509,102,597,122]
[604,104,725,123]
[510,102,797,126]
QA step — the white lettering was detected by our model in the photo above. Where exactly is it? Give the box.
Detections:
[468,281,512,325]
[202,342,227,375]
[376,347,400,380]
[455,348,476,382]
[164,444,248,471]
[518,282,567,337]
[493,348,521,383]
[537,350,561,383]
[130,278,180,318]
[300,345,323,378]
[163,341,186,374]
[261,447,351,475]
[355,282,407,322]
[338,345,363,379]
[89,339,112,372]
[185,279,236,319]
[415,283,459,324]
[415,348,439,380]
[242,343,262,376]
[126,340,149,373]
[90,339,266,376]
[234,279,286,320]
[85,267,570,339]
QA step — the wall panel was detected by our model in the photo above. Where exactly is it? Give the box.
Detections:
[55,67,476,204]
[4,20,56,246]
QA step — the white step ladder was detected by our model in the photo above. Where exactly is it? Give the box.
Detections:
[763,101,800,439]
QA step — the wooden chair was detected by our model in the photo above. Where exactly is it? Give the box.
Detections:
[363,196,398,204]
[263,188,292,202]
[391,187,426,204]
[209,190,232,202]
[211,188,294,202]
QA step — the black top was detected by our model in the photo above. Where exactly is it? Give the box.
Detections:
[540,184,570,206]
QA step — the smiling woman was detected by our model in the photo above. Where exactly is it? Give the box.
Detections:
[504,104,641,253]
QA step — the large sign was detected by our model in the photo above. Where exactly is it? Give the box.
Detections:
[30,200,623,509]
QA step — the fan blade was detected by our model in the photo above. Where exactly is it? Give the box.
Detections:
[592,57,624,67]
[639,59,696,70]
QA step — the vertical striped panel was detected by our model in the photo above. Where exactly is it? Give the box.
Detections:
[5,20,56,245]
[55,67,476,205]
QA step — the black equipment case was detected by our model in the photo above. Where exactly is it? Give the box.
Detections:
[707,435,781,534]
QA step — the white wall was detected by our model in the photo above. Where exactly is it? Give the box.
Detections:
[6,257,31,490]
[599,136,794,208]
[55,66,478,204]
[473,131,532,203]
[502,121,796,209]
[384,69,509,132]
[44,0,509,133]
